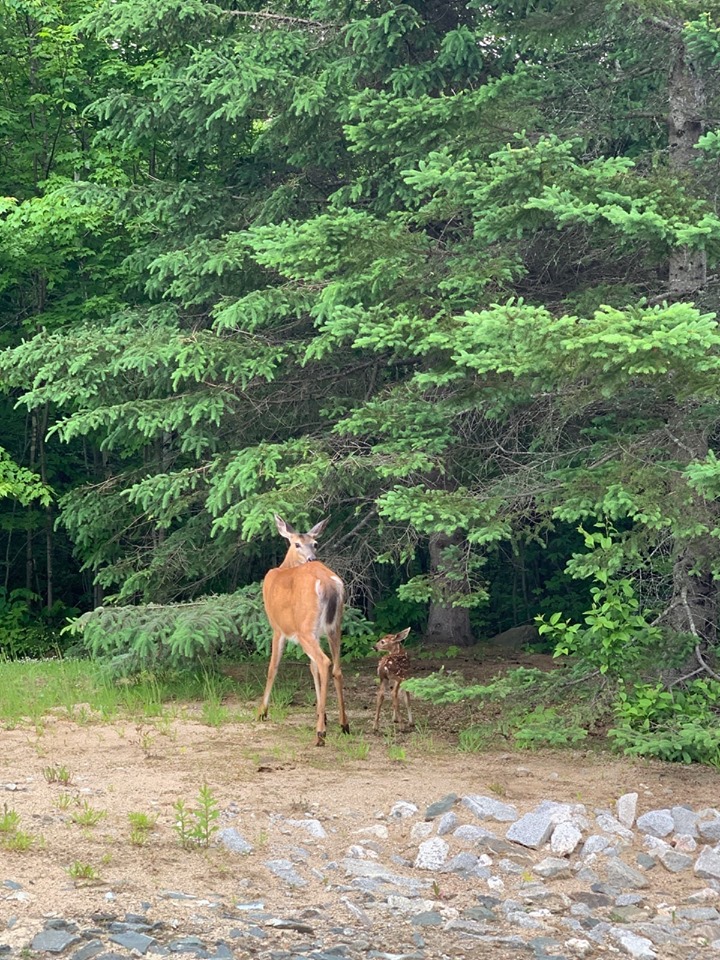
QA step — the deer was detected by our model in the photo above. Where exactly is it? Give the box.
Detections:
[258,514,350,746]
[373,627,414,733]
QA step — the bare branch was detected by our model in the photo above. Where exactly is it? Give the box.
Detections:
[227,10,336,29]
[695,643,720,682]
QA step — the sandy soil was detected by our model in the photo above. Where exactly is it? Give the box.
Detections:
[0,655,719,957]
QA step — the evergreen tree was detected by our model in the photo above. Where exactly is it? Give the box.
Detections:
[2,0,720,682]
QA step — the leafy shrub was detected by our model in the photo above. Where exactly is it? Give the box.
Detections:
[610,679,720,765]
[0,589,77,659]
[513,706,588,749]
[537,525,662,679]
[405,665,546,705]
[537,575,660,678]
[371,594,427,635]
[69,583,374,674]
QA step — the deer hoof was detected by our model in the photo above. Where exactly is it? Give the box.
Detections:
[257,709,268,722]
[341,723,351,735]
[315,732,327,747]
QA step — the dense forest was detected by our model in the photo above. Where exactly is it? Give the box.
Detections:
[3,0,720,758]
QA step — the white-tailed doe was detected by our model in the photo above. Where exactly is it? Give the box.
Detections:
[259,515,350,746]
[373,627,414,733]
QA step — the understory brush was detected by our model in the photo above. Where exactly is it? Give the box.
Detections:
[407,654,720,766]
[610,679,720,766]
[406,664,607,752]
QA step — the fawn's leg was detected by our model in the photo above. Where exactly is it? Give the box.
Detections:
[373,678,388,732]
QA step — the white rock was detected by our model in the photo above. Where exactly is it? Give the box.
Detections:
[345,844,377,859]
[551,821,583,856]
[410,821,434,842]
[356,824,389,839]
[595,813,634,842]
[461,795,519,822]
[414,837,449,870]
[565,938,593,958]
[386,895,436,914]
[686,887,720,902]
[643,835,671,854]
[390,801,418,819]
[636,809,674,838]
[611,930,657,959]
[506,811,556,849]
[616,793,638,828]
[285,818,327,839]
[581,835,611,857]
[695,846,720,880]
[673,833,697,853]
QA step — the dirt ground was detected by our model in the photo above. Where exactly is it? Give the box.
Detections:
[1,653,719,955]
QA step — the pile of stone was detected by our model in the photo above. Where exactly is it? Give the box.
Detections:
[4,792,720,960]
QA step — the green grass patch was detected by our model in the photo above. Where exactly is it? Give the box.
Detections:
[0,658,270,727]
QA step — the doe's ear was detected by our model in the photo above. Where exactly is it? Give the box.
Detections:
[395,627,411,642]
[307,517,330,538]
[274,514,297,539]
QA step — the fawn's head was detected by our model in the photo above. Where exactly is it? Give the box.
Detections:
[274,514,329,565]
[375,627,411,653]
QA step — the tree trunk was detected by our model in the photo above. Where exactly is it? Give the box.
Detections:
[425,531,474,646]
[668,43,706,296]
[662,45,717,655]
[25,411,38,595]
[663,426,718,656]
[38,404,53,609]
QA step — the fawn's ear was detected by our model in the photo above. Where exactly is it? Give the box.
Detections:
[274,514,298,539]
[395,627,411,642]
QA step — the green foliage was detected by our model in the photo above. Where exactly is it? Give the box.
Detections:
[67,861,99,881]
[173,783,220,849]
[0,806,37,852]
[2,0,720,742]
[0,589,77,660]
[128,811,158,845]
[68,585,373,673]
[406,665,545,705]
[512,706,588,749]
[71,800,106,827]
[69,586,267,672]
[43,764,73,785]
[0,448,51,507]
[537,526,662,677]
[610,680,720,765]
[369,593,427,636]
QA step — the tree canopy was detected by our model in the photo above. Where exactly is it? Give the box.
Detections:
[3,0,720,726]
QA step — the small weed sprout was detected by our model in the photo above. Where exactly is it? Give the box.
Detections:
[337,735,370,761]
[71,800,107,827]
[128,811,158,846]
[43,764,73,785]
[67,861,99,881]
[0,806,37,852]
[173,784,220,849]
[387,745,407,763]
[0,807,21,834]
[4,830,35,852]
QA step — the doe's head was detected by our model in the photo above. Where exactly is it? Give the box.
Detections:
[274,514,329,563]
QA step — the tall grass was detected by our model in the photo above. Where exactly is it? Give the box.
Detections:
[0,658,266,727]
